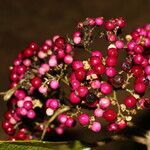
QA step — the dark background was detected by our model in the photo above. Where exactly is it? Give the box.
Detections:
[0,0,150,149]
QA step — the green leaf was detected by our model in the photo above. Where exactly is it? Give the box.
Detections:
[0,140,89,150]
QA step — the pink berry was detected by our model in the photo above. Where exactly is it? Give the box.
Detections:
[94,108,104,117]
[49,55,57,67]
[91,80,101,89]
[133,54,144,64]
[39,86,48,94]
[58,114,68,124]
[106,67,117,77]
[17,100,24,108]
[38,51,47,59]
[50,80,59,90]
[38,67,46,75]
[65,117,75,127]
[145,65,150,75]
[78,113,90,126]
[23,59,31,66]
[99,97,111,109]
[77,86,88,97]
[73,36,81,44]
[95,17,104,26]
[27,110,36,119]
[55,127,64,135]
[64,55,73,64]
[71,79,80,90]
[115,40,124,49]
[100,83,112,94]
[72,61,83,70]
[69,92,81,104]
[90,122,101,132]
[108,123,118,132]
[91,50,103,58]
[14,90,26,100]
[46,99,59,110]
[23,101,33,110]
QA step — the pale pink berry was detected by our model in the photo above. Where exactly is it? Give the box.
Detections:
[64,55,73,64]
[90,122,101,132]
[38,51,47,59]
[49,55,57,67]
[23,59,31,67]
[50,80,59,90]
[99,97,110,109]
[73,36,81,44]
[24,96,32,101]
[45,39,53,47]
[10,118,17,125]
[94,108,104,117]
[115,40,124,49]
[17,100,24,108]
[38,67,46,75]
[46,108,54,116]
[91,80,101,89]
[39,86,48,94]
[52,35,60,42]
[41,64,50,71]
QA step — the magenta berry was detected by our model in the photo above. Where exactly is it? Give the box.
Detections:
[78,113,90,126]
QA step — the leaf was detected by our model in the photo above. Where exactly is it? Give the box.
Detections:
[0,140,88,150]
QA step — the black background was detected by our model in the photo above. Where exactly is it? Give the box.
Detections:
[0,0,150,149]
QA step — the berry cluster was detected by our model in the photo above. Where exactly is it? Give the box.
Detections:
[0,17,150,141]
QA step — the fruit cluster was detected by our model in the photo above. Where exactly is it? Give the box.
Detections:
[0,17,150,141]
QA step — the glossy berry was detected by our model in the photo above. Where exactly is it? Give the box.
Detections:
[90,122,101,132]
[99,98,111,109]
[75,68,86,81]
[100,82,112,94]
[78,113,90,126]
[105,21,115,30]
[103,109,117,122]
[124,96,137,108]
[131,66,143,77]
[106,57,117,67]
[69,92,81,104]
[134,82,146,93]
[93,63,105,74]
[77,86,88,97]
[31,77,42,88]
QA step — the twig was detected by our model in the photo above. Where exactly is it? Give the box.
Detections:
[112,91,124,118]
[0,85,19,101]
[41,105,71,140]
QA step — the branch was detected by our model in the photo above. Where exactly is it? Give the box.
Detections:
[41,105,71,140]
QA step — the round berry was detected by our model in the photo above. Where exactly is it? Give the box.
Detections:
[103,109,117,122]
[124,96,137,108]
